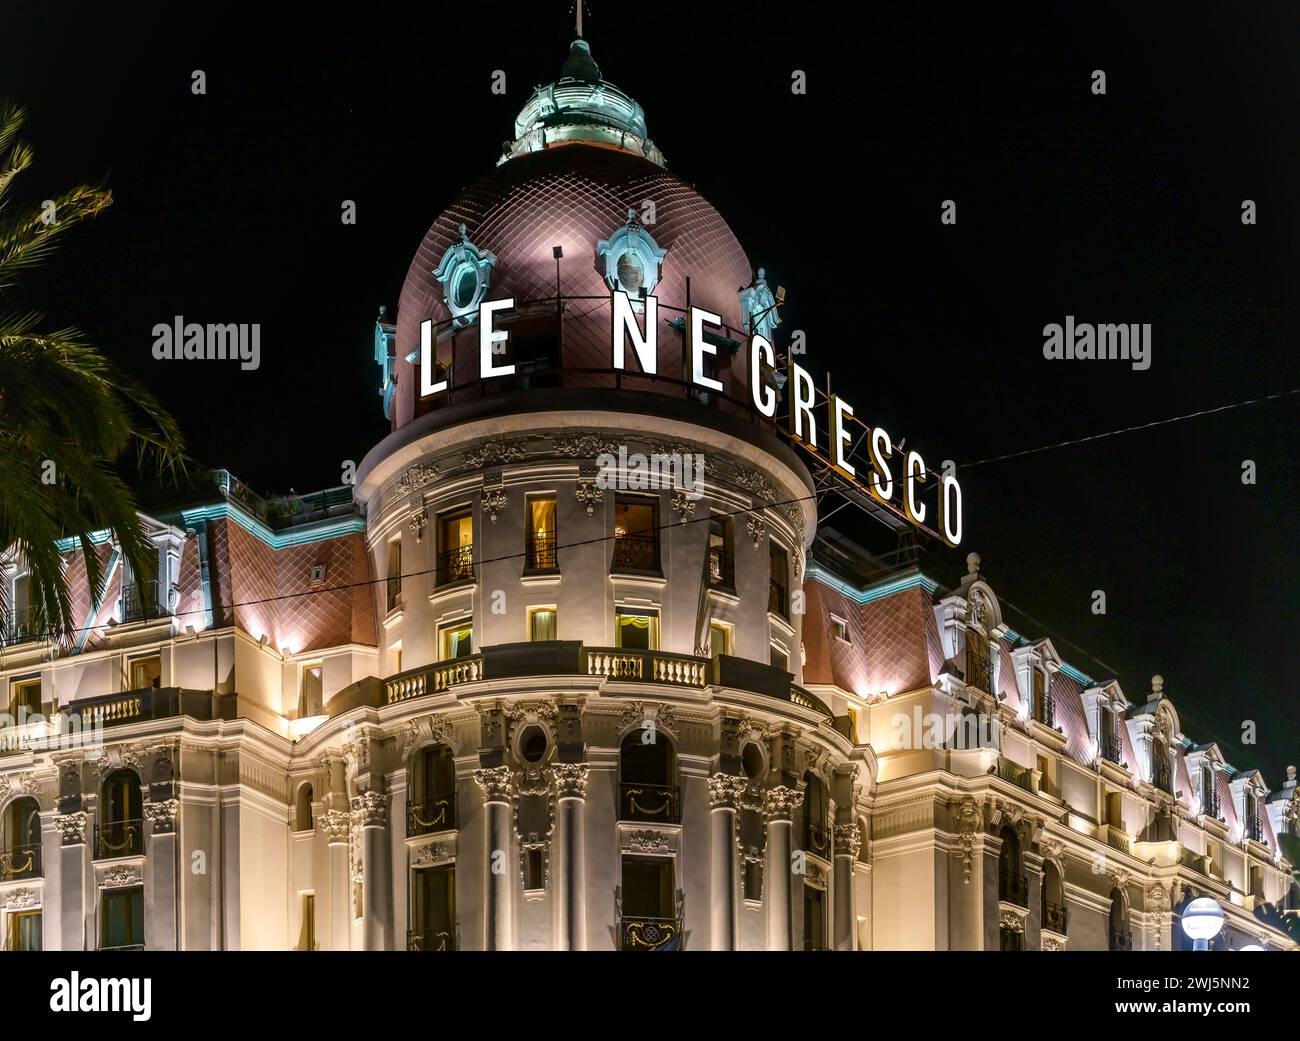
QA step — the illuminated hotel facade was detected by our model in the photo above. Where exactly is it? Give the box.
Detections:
[0,38,1295,953]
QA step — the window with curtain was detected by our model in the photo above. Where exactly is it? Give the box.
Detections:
[526,496,558,570]
[615,609,658,651]
[529,607,557,642]
[438,620,473,660]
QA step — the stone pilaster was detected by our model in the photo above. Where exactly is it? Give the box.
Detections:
[474,766,515,951]
[553,763,589,951]
[350,789,391,950]
[708,774,749,950]
[763,785,803,951]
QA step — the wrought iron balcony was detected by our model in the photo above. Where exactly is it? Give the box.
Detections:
[0,607,47,647]
[1109,928,1133,952]
[407,796,455,837]
[619,782,679,824]
[95,819,144,860]
[1153,759,1172,794]
[612,532,659,572]
[620,916,680,951]
[998,871,1029,907]
[119,580,162,623]
[0,843,41,880]
[436,545,475,586]
[1246,815,1264,843]
[768,578,788,618]
[1202,790,1221,820]
[707,547,734,589]
[1099,731,1122,764]
[524,531,558,571]
[1032,692,1055,728]
[407,929,456,951]
[1042,900,1068,935]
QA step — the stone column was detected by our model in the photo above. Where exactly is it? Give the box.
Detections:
[350,790,391,950]
[54,813,89,951]
[764,786,803,951]
[833,823,860,950]
[319,809,352,951]
[553,764,589,951]
[474,766,514,951]
[143,799,179,951]
[708,774,748,950]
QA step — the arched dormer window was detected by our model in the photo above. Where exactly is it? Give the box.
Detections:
[97,768,143,859]
[294,783,314,832]
[619,728,677,824]
[408,744,456,837]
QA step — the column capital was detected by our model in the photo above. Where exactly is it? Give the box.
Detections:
[474,765,514,803]
[54,811,87,846]
[143,799,179,835]
[349,789,388,828]
[553,763,589,799]
[764,785,803,822]
[708,773,749,810]
[833,822,861,859]
[318,808,351,843]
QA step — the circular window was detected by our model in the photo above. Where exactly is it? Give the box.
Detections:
[616,251,644,293]
[741,741,765,781]
[518,724,549,764]
[451,263,479,309]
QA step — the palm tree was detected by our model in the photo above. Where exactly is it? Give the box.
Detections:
[0,98,184,645]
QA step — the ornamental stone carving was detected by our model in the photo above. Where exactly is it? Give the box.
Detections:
[349,789,388,828]
[834,822,862,859]
[104,864,140,888]
[670,490,696,523]
[624,829,673,853]
[481,487,508,523]
[55,812,87,846]
[999,909,1026,932]
[553,434,619,458]
[474,766,514,803]
[553,763,589,799]
[0,771,38,798]
[1146,883,1171,912]
[5,888,37,909]
[409,507,428,544]
[746,514,767,548]
[318,809,351,843]
[955,797,981,885]
[707,774,749,810]
[411,839,457,867]
[143,799,179,834]
[396,463,440,494]
[462,438,528,469]
[575,479,603,516]
[764,785,803,822]
[1042,935,1065,951]
[514,766,552,798]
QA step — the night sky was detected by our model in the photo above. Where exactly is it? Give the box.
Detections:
[4,2,1297,782]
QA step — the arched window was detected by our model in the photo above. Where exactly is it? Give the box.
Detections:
[619,728,677,823]
[1041,860,1066,935]
[801,772,829,858]
[98,769,143,859]
[294,783,314,832]
[1109,888,1131,950]
[408,744,456,836]
[1,796,41,880]
[997,827,1025,905]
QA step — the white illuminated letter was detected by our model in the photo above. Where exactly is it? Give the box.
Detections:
[830,396,856,478]
[480,297,514,377]
[904,450,927,525]
[420,319,447,395]
[749,334,776,417]
[788,363,817,449]
[868,426,893,502]
[939,474,963,547]
[689,306,724,392]
[611,289,657,374]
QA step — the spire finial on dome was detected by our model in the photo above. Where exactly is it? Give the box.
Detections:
[573,0,587,38]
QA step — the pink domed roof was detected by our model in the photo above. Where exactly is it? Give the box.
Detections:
[391,144,754,428]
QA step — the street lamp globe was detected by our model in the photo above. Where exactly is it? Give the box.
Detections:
[1181,897,1225,951]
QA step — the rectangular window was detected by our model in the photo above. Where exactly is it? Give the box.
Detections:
[525,496,558,570]
[802,885,826,950]
[615,608,659,651]
[299,893,316,951]
[128,654,162,691]
[411,864,456,950]
[831,615,849,642]
[768,542,789,618]
[612,498,659,572]
[8,910,41,951]
[620,856,675,920]
[438,619,474,661]
[524,848,545,892]
[438,511,474,585]
[708,515,734,588]
[770,644,789,673]
[10,678,40,720]
[743,860,763,902]
[528,607,557,642]
[386,538,402,613]
[708,621,731,658]
[100,886,144,951]
[300,663,323,717]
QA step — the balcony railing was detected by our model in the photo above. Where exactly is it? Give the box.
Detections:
[586,648,708,687]
[707,547,734,589]
[95,819,144,860]
[0,843,41,881]
[1104,825,1131,854]
[1246,815,1264,843]
[0,607,47,647]
[407,796,456,837]
[1202,790,1221,820]
[407,929,456,951]
[620,915,680,951]
[612,533,659,572]
[1153,759,1172,794]
[994,758,1034,792]
[1032,692,1055,728]
[119,580,162,623]
[1109,928,1133,952]
[1042,900,1068,935]
[998,872,1029,907]
[436,545,475,586]
[768,579,788,619]
[619,782,680,824]
[524,532,558,571]
[1099,731,1122,765]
